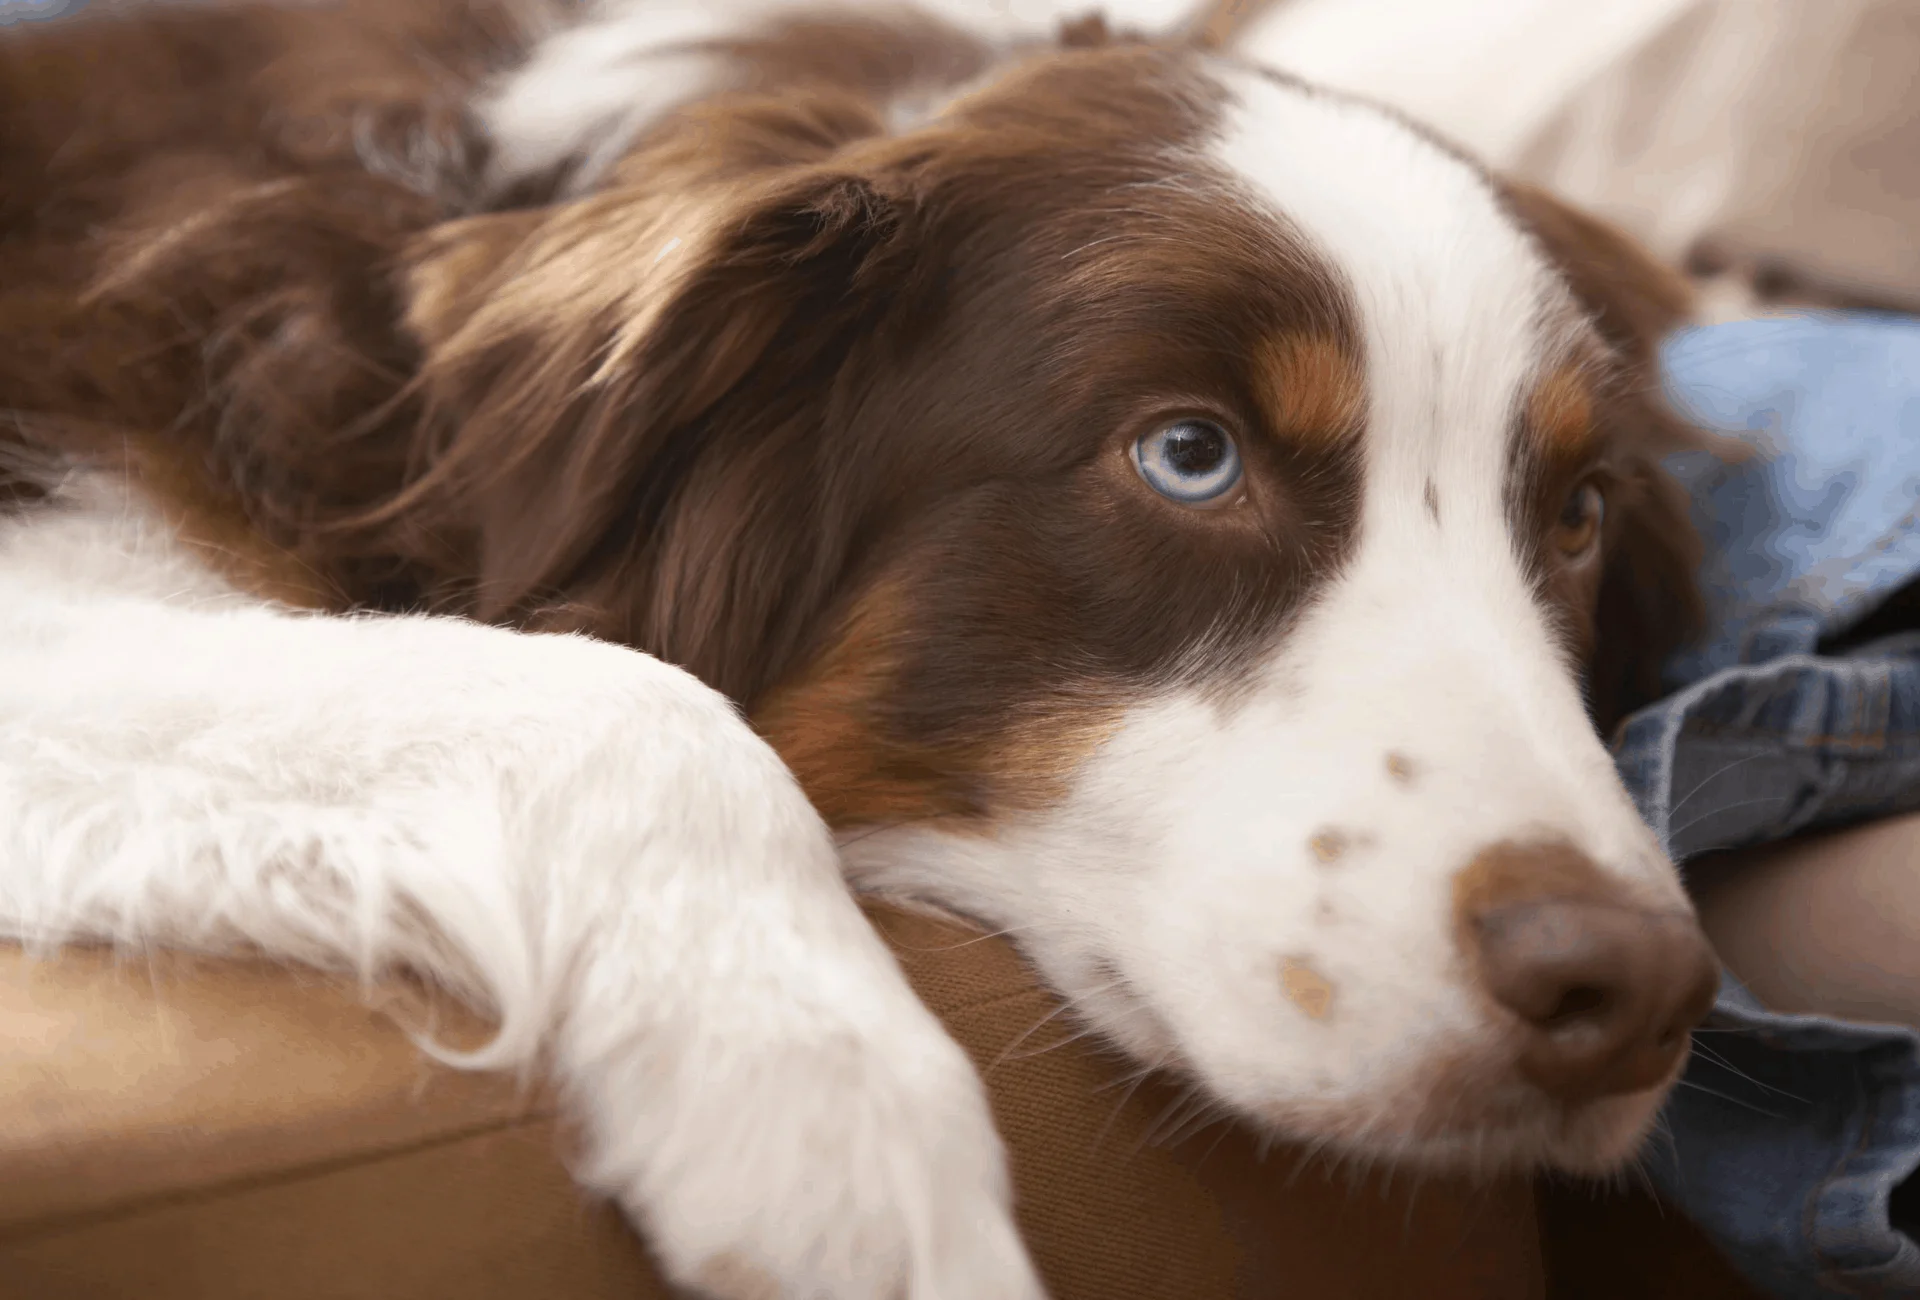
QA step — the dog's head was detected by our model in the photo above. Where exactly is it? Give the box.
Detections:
[263,12,1720,1174]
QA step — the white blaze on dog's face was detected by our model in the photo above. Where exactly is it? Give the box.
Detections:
[454,23,1717,1175]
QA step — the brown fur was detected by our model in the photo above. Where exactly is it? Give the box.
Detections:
[1258,334,1367,448]
[756,578,1128,829]
[1502,182,1707,734]
[1453,838,1635,925]
[753,579,971,828]
[1525,365,1600,462]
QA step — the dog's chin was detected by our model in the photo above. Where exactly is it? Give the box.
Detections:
[1380,1088,1671,1178]
[1247,1071,1681,1181]
[1060,976,1681,1179]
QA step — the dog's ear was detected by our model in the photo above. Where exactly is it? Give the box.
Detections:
[398,168,914,702]
[1502,182,1707,733]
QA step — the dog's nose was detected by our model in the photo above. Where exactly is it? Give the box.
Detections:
[1471,898,1719,1099]
[1456,843,1719,1103]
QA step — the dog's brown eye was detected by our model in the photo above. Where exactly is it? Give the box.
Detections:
[1554,481,1605,557]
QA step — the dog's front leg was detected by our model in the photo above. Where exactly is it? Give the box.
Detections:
[0,583,1043,1300]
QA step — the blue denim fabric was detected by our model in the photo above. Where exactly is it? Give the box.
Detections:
[0,0,87,26]
[1613,314,1920,1297]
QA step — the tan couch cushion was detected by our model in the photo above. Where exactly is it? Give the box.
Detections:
[0,905,1546,1299]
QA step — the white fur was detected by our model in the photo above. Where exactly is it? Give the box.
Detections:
[0,477,1043,1300]
[477,0,751,193]
[844,64,1689,1174]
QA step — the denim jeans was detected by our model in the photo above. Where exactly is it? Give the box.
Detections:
[1616,314,1920,1297]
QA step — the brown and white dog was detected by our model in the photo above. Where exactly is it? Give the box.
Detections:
[0,1,1720,1295]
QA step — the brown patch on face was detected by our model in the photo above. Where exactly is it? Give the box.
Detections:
[1507,353,1615,675]
[1280,957,1336,1020]
[753,579,1124,830]
[1258,334,1365,448]
[753,582,967,830]
[1524,365,1599,463]
[1500,182,1709,732]
[1307,829,1348,864]
[991,706,1129,813]
[1384,752,1415,785]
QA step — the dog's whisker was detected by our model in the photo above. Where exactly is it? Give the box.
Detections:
[1673,1076,1788,1121]
[1666,791,1802,840]
[1686,1040,1809,1104]
[984,981,1127,1075]
[1665,751,1776,822]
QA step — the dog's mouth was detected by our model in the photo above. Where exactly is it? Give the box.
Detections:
[1047,955,1688,1178]
[1406,1083,1677,1177]
[1248,1046,1689,1179]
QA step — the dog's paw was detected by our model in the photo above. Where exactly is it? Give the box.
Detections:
[583,1011,1045,1300]
[512,648,1046,1298]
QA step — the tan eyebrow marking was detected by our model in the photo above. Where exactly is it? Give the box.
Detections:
[1526,364,1600,460]
[754,577,1121,832]
[1260,333,1365,448]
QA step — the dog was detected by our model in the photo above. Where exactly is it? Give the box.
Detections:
[0,1,1721,1295]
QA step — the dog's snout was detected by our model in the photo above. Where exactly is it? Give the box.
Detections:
[1455,842,1719,1103]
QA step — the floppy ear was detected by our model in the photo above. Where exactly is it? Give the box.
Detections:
[1502,182,1707,733]
[398,168,915,703]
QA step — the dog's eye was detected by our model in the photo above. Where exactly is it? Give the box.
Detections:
[1133,420,1242,505]
[1555,481,1605,557]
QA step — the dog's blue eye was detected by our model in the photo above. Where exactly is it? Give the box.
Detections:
[1133,420,1242,504]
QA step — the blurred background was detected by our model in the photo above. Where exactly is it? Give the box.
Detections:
[1233,0,1920,318]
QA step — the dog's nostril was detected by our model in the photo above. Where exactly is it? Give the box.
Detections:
[1545,984,1609,1023]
